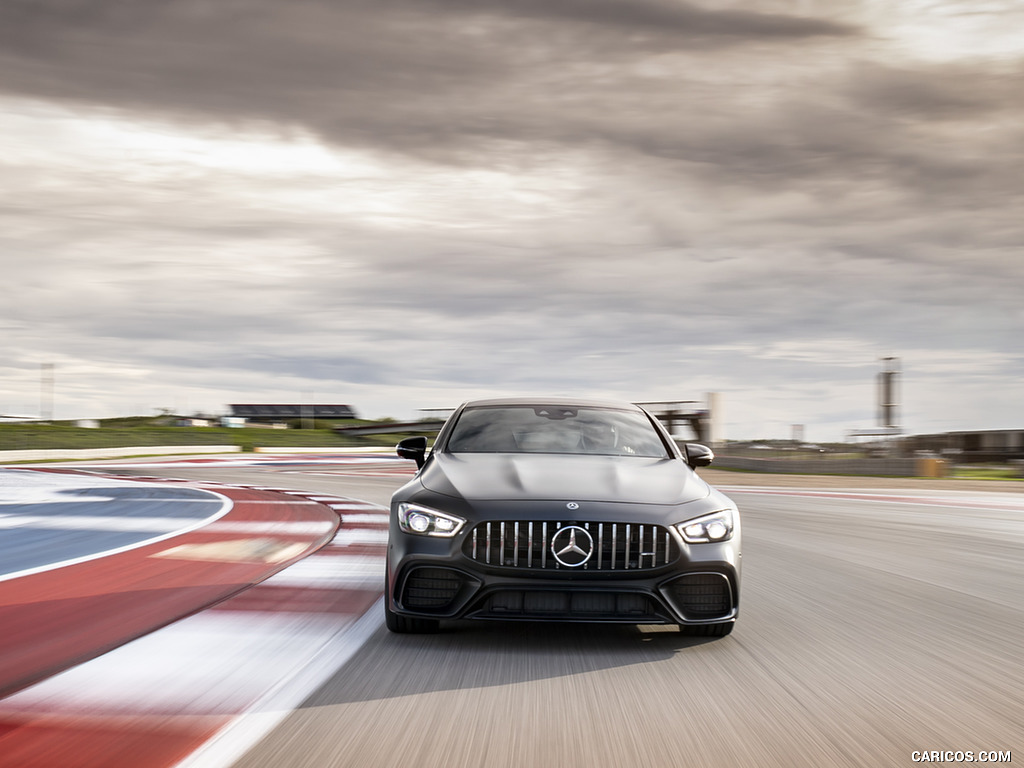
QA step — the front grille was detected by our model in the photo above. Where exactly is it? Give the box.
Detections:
[665,573,733,619]
[402,567,463,609]
[462,521,678,571]
[475,589,663,621]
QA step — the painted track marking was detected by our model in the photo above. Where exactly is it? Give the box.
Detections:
[0,467,387,768]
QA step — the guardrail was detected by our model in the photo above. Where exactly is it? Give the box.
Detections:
[711,455,948,477]
[0,445,242,463]
[251,446,394,454]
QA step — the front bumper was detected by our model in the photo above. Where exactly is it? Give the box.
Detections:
[387,530,740,626]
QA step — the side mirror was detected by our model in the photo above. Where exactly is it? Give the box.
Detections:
[683,443,714,469]
[396,436,428,469]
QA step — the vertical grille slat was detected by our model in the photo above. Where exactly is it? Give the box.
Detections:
[611,524,618,570]
[464,520,678,571]
[583,522,590,570]
[527,522,534,568]
[624,524,631,570]
[513,522,520,566]
[541,522,548,568]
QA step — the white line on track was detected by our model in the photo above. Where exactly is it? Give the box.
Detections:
[333,512,390,524]
[328,528,390,546]
[172,599,384,768]
[233,499,323,505]
[0,515,235,532]
[264,554,385,590]
[0,483,234,583]
[204,520,339,535]
[1,606,382,718]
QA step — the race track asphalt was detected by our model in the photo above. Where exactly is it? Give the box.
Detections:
[116,464,1022,768]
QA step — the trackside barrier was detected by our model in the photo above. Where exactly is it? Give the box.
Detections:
[0,445,242,463]
[916,457,947,478]
[252,446,394,454]
[711,455,949,478]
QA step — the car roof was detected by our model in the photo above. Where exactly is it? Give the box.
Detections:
[458,397,645,411]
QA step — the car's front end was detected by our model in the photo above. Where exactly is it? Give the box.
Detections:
[385,397,741,636]
[388,490,740,633]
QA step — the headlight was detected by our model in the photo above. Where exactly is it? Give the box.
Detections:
[397,503,466,537]
[676,509,734,543]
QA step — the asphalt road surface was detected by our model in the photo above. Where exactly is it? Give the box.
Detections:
[118,465,1022,768]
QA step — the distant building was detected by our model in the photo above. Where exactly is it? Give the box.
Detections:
[901,429,1024,462]
[227,404,358,424]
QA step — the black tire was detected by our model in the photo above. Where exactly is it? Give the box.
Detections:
[384,573,441,633]
[680,621,734,638]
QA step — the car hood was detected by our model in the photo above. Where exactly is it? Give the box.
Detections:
[420,452,709,505]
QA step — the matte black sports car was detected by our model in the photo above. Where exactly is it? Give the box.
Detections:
[386,397,740,636]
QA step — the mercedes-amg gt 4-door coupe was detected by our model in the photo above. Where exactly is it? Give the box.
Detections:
[386,397,740,636]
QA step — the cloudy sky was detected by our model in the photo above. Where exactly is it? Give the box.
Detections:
[2,0,1022,441]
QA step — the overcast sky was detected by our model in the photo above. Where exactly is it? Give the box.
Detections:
[2,0,1022,442]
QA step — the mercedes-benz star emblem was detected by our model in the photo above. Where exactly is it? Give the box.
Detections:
[566,502,580,510]
[550,525,594,567]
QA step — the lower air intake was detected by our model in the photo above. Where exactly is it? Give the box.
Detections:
[475,590,665,622]
[665,573,733,619]
[401,567,463,610]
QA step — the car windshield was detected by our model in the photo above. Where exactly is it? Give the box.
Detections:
[446,406,670,458]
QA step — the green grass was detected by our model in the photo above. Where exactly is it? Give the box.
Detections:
[950,465,1023,481]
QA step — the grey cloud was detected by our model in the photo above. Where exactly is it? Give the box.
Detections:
[415,0,857,38]
[183,351,392,386]
[0,0,858,161]
[6,0,997,215]
[841,60,1024,120]
[2,1,1022,437]
[1,0,1014,211]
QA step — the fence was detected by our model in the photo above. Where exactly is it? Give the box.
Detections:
[711,455,947,477]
